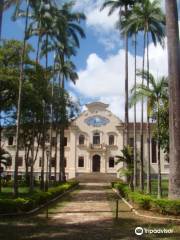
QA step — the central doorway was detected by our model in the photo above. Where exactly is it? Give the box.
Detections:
[92,155,101,172]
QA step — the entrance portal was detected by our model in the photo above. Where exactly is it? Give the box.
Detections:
[92,155,101,172]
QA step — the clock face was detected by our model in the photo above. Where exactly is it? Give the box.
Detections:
[85,116,109,127]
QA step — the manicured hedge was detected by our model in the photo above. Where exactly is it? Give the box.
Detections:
[113,182,180,215]
[0,181,78,214]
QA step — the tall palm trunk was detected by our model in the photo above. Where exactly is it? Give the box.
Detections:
[140,32,146,192]
[133,33,137,189]
[157,98,162,198]
[30,118,35,192]
[166,0,180,200]
[44,34,49,190]
[124,5,129,147]
[59,74,65,182]
[54,126,58,182]
[40,101,45,190]
[14,0,30,197]
[146,32,151,194]
[49,58,55,182]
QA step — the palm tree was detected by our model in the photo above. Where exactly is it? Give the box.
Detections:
[165,0,180,200]
[130,71,168,198]
[54,2,85,182]
[116,145,134,190]
[12,0,30,197]
[125,0,165,192]
[56,57,78,182]
[100,0,135,147]
[121,12,140,189]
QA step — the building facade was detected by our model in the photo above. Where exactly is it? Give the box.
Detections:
[2,102,169,180]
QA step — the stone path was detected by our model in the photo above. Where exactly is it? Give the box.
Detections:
[52,183,113,224]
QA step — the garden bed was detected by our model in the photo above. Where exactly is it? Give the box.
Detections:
[113,182,180,216]
[0,181,78,215]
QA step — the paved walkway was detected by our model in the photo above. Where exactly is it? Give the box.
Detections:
[52,183,113,225]
[0,183,179,240]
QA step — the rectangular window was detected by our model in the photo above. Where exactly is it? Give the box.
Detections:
[64,137,67,146]
[51,158,56,167]
[109,157,115,168]
[129,138,134,148]
[39,157,42,167]
[6,175,11,181]
[8,158,12,166]
[78,156,84,167]
[18,175,22,180]
[17,157,23,167]
[52,137,57,147]
[8,136,14,146]
[93,133,100,144]
[151,138,157,163]
[64,157,67,168]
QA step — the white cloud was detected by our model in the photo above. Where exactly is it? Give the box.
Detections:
[74,0,118,32]
[74,0,121,51]
[71,41,168,122]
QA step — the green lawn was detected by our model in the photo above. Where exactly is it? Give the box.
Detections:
[144,179,168,197]
[0,186,41,199]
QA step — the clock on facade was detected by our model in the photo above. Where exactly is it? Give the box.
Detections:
[84,116,110,127]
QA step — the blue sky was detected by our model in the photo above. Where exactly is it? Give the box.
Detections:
[2,0,175,121]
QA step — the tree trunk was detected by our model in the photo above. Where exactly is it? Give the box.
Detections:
[30,120,35,192]
[133,33,137,189]
[157,99,162,198]
[49,56,55,182]
[124,5,129,146]
[165,0,180,200]
[146,32,151,194]
[14,0,30,197]
[54,127,58,182]
[140,32,146,192]
[59,126,65,182]
[40,102,45,191]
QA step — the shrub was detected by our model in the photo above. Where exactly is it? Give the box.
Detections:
[0,181,78,214]
[113,182,180,215]
[153,199,180,215]
[128,192,152,210]
[0,199,17,214]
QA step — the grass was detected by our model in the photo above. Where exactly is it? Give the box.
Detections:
[0,186,41,199]
[140,179,168,198]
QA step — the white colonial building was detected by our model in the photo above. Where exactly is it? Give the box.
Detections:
[2,102,169,180]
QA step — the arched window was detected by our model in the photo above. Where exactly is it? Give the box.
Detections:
[109,157,115,168]
[109,135,115,145]
[93,132,100,145]
[79,135,85,145]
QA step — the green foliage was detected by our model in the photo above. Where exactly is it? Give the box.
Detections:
[0,181,78,214]
[116,145,134,186]
[152,199,180,215]
[152,98,169,157]
[114,182,180,215]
